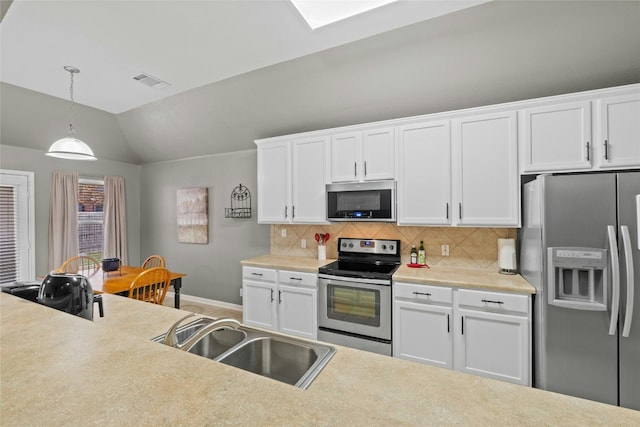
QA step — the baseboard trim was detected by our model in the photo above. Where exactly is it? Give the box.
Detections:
[166,291,242,312]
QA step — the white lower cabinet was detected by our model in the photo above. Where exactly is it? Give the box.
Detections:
[242,266,317,339]
[393,283,453,369]
[393,283,531,386]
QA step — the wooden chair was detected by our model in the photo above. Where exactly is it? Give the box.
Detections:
[141,254,166,269]
[59,255,101,276]
[128,267,171,305]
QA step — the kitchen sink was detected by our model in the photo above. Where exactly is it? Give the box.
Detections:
[152,318,335,389]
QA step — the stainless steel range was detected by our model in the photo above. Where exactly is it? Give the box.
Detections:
[318,238,401,356]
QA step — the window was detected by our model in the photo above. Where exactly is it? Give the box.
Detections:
[78,178,104,262]
[0,170,35,284]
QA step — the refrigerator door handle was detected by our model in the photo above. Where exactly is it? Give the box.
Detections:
[607,225,620,336]
[621,226,635,338]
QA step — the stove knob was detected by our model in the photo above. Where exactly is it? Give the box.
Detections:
[389,245,394,251]
[348,243,354,248]
[341,242,347,248]
[381,245,387,250]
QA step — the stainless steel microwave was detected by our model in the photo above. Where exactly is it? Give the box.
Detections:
[326,181,396,222]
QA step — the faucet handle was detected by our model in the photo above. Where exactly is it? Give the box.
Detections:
[163,313,197,347]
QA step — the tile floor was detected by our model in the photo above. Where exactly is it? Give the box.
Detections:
[163,294,242,322]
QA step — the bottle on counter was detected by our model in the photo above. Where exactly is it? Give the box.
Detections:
[418,241,426,265]
[410,245,418,264]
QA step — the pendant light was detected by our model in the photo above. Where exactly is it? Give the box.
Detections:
[46,66,97,161]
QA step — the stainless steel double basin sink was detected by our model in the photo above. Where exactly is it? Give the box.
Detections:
[152,316,335,390]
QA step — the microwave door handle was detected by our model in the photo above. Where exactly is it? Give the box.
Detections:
[608,225,621,336]
[621,226,635,337]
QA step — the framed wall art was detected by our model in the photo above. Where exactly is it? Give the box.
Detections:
[176,187,209,244]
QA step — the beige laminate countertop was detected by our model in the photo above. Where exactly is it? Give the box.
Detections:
[2,293,638,425]
[242,255,536,294]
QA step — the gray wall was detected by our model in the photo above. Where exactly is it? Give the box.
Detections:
[139,149,270,304]
[0,145,141,277]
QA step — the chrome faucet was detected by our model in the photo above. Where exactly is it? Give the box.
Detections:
[163,314,242,353]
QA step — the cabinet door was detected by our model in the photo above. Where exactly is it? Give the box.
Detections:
[242,280,277,331]
[521,101,592,172]
[452,111,519,226]
[454,308,529,385]
[396,120,451,225]
[291,136,328,223]
[257,141,290,223]
[278,284,317,340]
[330,132,360,182]
[393,300,453,369]
[597,93,640,169]
[362,127,395,181]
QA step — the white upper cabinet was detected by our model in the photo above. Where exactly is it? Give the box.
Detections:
[596,93,640,169]
[521,101,592,173]
[257,141,290,223]
[291,136,329,223]
[257,137,328,224]
[396,120,452,225]
[330,127,395,182]
[452,111,520,227]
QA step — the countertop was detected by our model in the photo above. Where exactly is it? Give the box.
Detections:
[2,293,638,425]
[242,255,536,294]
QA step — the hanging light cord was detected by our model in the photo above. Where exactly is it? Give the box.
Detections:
[68,69,76,136]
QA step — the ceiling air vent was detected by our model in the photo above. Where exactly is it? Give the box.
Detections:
[133,73,170,89]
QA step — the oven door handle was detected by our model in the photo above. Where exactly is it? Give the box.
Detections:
[318,274,391,287]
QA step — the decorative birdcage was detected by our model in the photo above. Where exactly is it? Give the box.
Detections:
[225,183,252,218]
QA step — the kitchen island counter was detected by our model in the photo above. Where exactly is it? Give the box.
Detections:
[2,292,636,426]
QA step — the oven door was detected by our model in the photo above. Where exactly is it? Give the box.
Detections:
[318,276,391,341]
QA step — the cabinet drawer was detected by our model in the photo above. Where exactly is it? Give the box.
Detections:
[278,270,317,288]
[456,289,529,315]
[242,266,277,282]
[394,282,453,305]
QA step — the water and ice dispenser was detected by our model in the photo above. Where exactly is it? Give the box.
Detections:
[547,247,608,311]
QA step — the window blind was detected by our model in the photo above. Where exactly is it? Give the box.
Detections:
[0,185,19,284]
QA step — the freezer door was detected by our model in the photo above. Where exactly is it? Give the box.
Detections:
[535,173,618,405]
[618,171,640,410]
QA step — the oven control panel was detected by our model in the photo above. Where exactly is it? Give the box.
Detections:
[338,238,400,256]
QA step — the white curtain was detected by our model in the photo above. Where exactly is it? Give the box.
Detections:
[48,171,79,271]
[103,176,128,264]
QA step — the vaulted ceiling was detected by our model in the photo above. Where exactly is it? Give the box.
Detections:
[1,1,639,164]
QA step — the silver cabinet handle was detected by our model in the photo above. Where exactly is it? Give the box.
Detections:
[586,141,591,161]
[278,290,282,304]
[251,272,263,277]
[481,299,504,305]
[284,206,288,219]
[290,277,303,281]
[292,205,295,219]
[604,140,609,160]
[354,162,357,178]
[446,203,449,219]
[608,225,620,335]
[459,203,462,220]
[621,225,635,338]
[412,291,431,297]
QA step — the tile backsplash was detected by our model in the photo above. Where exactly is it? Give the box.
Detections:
[271,223,517,271]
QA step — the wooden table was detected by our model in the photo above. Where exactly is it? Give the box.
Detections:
[86,266,186,309]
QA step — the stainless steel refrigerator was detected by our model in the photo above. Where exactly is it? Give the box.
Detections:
[520,172,639,409]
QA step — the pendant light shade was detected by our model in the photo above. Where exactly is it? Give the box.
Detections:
[46,66,97,161]
[46,136,96,160]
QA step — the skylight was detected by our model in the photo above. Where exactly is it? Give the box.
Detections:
[291,0,398,29]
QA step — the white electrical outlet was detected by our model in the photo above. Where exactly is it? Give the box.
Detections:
[281,228,287,238]
[442,245,450,256]
[301,239,306,248]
